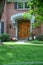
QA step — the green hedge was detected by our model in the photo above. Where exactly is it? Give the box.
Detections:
[0,34,10,42]
[36,34,43,41]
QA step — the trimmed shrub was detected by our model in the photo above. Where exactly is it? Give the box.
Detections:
[36,34,43,41]
[0,34,10,42]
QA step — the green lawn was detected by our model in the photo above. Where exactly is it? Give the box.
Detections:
[26,40,43,44]
[0,43,43,65]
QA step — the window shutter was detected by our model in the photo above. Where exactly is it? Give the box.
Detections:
[1,22,4,33]
[14,2,17,9]
[0,22,1,34]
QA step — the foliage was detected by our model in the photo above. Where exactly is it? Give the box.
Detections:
[33,0,43,27]
[36,34,43,41]
[0,34,10,42]
[25,0,43,28]
[23,12,32,19]
[32,20,42,28]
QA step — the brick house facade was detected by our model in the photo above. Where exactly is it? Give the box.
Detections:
[0,0,43,40]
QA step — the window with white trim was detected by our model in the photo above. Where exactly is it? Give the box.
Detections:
[17,2,29,9]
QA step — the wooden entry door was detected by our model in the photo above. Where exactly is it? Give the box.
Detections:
[18,20,30,39]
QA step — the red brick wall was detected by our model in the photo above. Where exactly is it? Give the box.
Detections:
[32,23,43,36]
[32,27,41,36]
[41,24,43,34]
[1,2,28,37]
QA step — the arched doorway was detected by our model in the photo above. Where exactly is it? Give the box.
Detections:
[11,13,34,40]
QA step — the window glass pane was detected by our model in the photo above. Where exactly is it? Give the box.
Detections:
[25,2,29,8]
[18,3,23,9]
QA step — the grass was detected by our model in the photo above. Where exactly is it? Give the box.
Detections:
[0,43,43,65]
[26,40,43,44]
[31,40,43,44]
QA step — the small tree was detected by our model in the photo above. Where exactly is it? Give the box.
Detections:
[24,0,43,28]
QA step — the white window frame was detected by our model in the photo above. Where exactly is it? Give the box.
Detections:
[17,2,30,10]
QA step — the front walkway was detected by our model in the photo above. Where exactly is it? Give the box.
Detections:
[15,40,25,44]
[3,41,43,46]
